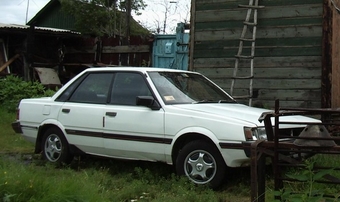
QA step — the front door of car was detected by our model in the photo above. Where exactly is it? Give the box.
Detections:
[57,72,114,156]
[103,72,166,161]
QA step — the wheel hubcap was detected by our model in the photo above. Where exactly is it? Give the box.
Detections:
[184,150,217,184]
[44,134,62,162]
[196,163,203,171]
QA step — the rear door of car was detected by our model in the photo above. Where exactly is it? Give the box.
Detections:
[57,72,114,155]
[103,72,166,161]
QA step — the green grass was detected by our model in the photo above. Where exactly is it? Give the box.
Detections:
[0,108,34,153]
[0,155,252,201]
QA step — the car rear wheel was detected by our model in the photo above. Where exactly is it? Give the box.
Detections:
[176,140,226,189]
[42,127,73,164]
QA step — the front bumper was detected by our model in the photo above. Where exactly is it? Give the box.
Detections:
[219,141,253,157]
[12,121,22,133]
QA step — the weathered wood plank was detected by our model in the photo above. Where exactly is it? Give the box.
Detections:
[196,17,322,31]
[102,45,150,53]
[212,78,321,89]
[194,37,321,50]
[196,0,249,11]
[66,45,150,54]
[222,90,321,108]
[194,46,321,58]
[193,56,322,68]
[195,26,322,42]
[250,100,321,109]
[229,89,320,100]
[197,67,321,79]
[257,89,321,100]
[196,5,322,23]
[196,0,239,5]
[196,0,321,8]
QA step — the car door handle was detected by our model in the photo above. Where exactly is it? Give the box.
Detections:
[106,112,117,117]
[62,108,70,113]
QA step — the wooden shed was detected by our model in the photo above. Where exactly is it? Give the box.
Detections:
[189,0,340,108]
[0,0,153,84]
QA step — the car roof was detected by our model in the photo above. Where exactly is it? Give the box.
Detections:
[84,67,197,74]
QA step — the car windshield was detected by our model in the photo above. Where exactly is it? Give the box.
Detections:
[148,71,236,105]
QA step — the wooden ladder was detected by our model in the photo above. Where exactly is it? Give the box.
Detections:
[230,0,264,106]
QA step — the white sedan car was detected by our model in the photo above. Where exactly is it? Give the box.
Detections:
[12,67,318,188]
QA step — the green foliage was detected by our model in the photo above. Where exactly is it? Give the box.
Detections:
[272,159,339,202]
[0,75,55,112]
[60,0,150,37]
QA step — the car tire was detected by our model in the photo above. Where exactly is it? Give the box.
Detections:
[176,140,226,189]
[42,127,73,165]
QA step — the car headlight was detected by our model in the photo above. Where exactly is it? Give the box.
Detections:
[244,127,267,141]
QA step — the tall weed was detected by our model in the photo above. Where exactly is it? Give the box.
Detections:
[272,157,340,202]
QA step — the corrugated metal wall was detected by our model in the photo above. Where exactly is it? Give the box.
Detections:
[190,0,323,108]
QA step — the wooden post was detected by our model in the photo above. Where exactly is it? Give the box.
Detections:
[251,140,266,202]
[188,0,196,71]
[323,0,340,108]
[322,0,333,108]
[121,0,131,66]
[0,54,20,73]
[331,1,340,108]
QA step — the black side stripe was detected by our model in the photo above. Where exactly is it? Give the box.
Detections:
[21,125,38,130]
[65,129,102,138]
[65,129,172,144]
[219,142,244,149]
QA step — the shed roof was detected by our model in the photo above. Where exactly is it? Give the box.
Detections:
[0,23,80,36]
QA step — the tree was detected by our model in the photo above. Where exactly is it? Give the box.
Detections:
[137,0,190,34]
[60,0,149,37]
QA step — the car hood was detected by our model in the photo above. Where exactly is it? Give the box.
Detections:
[172,103,319,127]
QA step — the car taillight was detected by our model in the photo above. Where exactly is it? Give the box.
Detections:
[16,109,20,120]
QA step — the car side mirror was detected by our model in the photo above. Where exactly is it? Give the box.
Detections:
[136,96,161,110]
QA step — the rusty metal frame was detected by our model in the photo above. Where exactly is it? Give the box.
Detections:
[250,99,340,202]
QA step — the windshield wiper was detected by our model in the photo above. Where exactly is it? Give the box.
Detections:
[218,100,237,103]
[194,100,214,104]
[193,99,236,104]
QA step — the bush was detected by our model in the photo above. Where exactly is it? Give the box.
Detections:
[0,75,55,112]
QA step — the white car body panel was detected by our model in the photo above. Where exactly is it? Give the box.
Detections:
[58,102,106,155]
[103,105,165,160]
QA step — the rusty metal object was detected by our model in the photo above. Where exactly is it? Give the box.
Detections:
[250,99,340,202]
[294,125,337,147]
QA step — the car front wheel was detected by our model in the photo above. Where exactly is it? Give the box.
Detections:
[42,127,73,164]
[176,140,226,189]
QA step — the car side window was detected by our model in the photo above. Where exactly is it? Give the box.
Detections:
[110,72,151,105]
[69,73,113,104]
[55,74,87,102]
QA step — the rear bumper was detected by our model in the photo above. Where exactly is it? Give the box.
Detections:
[12,121,22,133]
